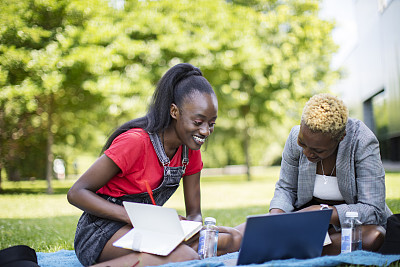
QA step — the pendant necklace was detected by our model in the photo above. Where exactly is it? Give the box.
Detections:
[320,160,336,185]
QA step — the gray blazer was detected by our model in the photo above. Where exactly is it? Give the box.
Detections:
[269,118,392,227]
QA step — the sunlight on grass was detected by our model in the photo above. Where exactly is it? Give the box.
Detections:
[0,194,82,219]
[0,180,81,218]
[386,172,400,199]
[1,167,399,253]
[1,167,399,219]
[165,166,280,212]
[164,178,276,211]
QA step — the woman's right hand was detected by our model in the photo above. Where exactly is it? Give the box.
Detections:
[269,208,286,214]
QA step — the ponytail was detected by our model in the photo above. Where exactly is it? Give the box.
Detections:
[102,63,214,153]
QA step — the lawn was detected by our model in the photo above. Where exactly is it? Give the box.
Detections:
[1,167,400,254]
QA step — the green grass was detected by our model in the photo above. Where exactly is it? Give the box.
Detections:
[1,167,400,257]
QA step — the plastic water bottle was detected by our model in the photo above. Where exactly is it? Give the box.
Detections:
[198,217,219,259]
[341,211,362,253]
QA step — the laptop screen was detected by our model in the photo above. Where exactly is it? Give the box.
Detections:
[237,209,332,265]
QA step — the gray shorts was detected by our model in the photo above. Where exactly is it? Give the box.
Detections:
[74,211,126,266]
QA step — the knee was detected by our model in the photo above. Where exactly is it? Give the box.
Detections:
[184,247,200,261]
[229,228,243,252]
[234,222,246,236]
[362,225,386,251]
[217,227,243,255]
[171,245,200,262]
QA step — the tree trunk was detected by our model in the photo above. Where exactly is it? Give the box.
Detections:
[0,167,2,193]
[240,105,252,181]
[45,95,54,194]
[243,127,251,181]
[0,102,4,193]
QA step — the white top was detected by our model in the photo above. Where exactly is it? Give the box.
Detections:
[345,211,359,217]
[313,174,344,201]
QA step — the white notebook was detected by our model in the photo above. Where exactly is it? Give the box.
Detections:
[324,232,332,246]
[113,202,202,256]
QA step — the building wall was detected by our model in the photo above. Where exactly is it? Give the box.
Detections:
[381,0,400,137]
[332,0,400,161]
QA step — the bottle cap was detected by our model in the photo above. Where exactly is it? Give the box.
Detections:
[204,217,216,224]
[345,211,359,217]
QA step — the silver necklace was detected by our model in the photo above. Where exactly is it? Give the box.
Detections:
[320,160,336,184]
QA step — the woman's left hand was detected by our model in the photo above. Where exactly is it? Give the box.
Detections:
[298,204,339,226]
[297,205,321,212]
[178,215,187,221]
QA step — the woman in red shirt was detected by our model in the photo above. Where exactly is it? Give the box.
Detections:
[67,63,242,266]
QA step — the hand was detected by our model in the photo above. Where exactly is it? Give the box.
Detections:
[269,208,285,214]
[297,205,321,212]
[178,215,187,221]
[297,204,339,226]
[123,208,132,225]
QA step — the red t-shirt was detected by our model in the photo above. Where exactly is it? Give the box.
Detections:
[97,128,203,197]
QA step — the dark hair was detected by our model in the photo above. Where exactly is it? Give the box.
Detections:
[102,63,215,152]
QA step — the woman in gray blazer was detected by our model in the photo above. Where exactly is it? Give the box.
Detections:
[269,93,392,255]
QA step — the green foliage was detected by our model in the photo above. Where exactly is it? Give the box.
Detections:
[0,0,147,179]
[1,0,103,179]
[0,0,339,181]
[200,0,339,167]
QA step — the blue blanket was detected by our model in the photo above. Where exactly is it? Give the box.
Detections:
[37,250,400,267]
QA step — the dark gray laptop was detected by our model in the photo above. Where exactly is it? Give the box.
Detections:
[236,209,332,265]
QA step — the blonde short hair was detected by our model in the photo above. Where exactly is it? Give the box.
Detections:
[301,93,348,141]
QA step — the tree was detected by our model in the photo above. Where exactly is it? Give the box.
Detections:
[117,0,339,179]
[0,0,137,192]
[207,0,339,180]
[120,1,338,179]
[0,0,339,191]
[100,0,338,179]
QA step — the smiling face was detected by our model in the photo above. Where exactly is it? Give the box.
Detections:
[171,91,218,150]
[297,123,340,163]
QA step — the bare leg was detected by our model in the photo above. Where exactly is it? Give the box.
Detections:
[92,245,199,267]
[234,222,246,236]
[92,225,199,267]
[187,226,242,255]
[361,225,386,251]
[216,226,242,255]
[322,225,386,255]
[97,225,136,262]
[322,229,341,255]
